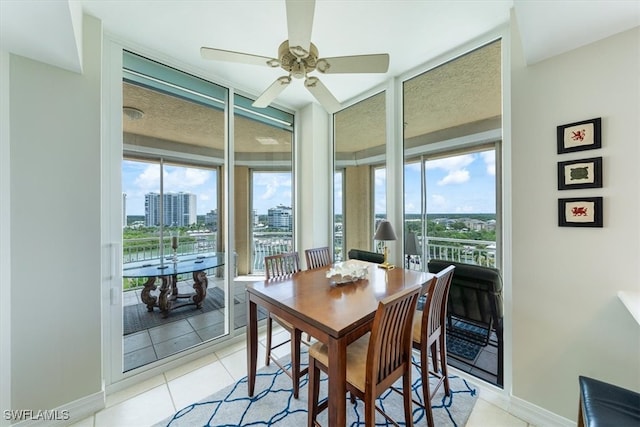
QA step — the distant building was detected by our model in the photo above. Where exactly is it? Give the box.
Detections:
[267,205,292,229]
[464,218,486,231]
[205,209,217,228]
[145,192,197,226]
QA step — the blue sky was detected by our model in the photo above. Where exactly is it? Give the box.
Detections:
[404,150,496,214]
[123,150,495,216]
[122,161,291,216]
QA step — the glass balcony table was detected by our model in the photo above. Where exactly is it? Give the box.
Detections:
[122,252,224,318]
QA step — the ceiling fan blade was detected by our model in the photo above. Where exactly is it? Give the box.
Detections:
[304,76,341,113]
[201,47,279,68]
[286,0,315,58]
[316,54,390,74]
[252,76,292,108]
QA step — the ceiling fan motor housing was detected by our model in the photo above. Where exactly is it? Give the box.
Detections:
[278,40,319,79]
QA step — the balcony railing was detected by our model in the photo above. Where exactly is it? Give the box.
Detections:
[123,233,495,278]
[422,236,496,268]
[123,233,218,263]
[252,232,293,271]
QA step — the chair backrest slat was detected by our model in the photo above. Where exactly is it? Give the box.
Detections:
[264,252,301,280]
[423,265,456,338]
[367,285,422,387]
[305,247,332,269]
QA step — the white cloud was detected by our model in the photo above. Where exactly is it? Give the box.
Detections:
[134,165,212,193]
[426,154,474,186]
[426,154,474,171]
[164,167,210,189]
[261,178,278,200]
[134,164,160,192]
[438,169,470,185]
[481,151,495,176]
[375,168,386,186]
[260,176,292,205]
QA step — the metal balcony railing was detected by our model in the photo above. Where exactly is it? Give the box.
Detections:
[123,234,218,263]
[123,233,495,279]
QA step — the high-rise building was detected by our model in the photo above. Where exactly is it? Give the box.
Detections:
[267,205,292,229]
[145,192,197,226]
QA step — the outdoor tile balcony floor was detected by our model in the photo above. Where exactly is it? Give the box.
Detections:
[123,275,260,372]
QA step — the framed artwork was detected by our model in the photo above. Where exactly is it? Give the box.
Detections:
[557,117,601,154]
[558,197,603,227]
[557,157,602,190]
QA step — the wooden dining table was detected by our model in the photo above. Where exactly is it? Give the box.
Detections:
[245,260,435,427]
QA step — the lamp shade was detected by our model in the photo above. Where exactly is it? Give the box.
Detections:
[405,232,419,255]
[373,220,397,241]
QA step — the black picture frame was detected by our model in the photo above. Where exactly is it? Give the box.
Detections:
[557,157,602,190]
[557,117,601,154]
[558,197,603,227]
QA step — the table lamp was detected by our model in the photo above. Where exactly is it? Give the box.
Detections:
[373,220,397,269]
[405,231,419,269]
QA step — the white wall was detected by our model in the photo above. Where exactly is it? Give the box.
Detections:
[511,21,639,422]
[8,15,104,415]
[0,48,12,427]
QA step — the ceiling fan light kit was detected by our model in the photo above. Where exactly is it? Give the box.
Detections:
[200,0,389,113]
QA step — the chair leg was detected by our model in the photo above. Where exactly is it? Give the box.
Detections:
[291,328,302,399]
[421,345,435,427]
[439,334,451,396]
[403,370,414,427]
[430,341,438,373]
[265,315,273,366]
[364,392,376,427]
[307,357,320,427]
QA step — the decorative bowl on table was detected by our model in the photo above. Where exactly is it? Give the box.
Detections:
[326,260,369,284]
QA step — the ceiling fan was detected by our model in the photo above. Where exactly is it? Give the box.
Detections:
[200,0,389,113]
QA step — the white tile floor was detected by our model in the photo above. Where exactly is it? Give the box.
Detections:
[72,328,530,427]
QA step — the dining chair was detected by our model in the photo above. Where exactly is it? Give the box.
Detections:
[304,246,332,269]
[307,284,422,427]
[411,264,456,427]
[263,252,307,398]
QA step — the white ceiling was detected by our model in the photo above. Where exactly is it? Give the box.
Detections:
[1,0,638,111]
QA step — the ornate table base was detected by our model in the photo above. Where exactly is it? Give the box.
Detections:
[140,269,208,318]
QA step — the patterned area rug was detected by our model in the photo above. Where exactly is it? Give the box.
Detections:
[155,351,478,426]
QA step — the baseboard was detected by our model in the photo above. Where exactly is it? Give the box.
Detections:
[509,395,574,427]
[449,366,574,427]
[9,390,105,427]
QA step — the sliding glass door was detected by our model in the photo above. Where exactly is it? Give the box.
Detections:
[117,51,297,374]
[121,52,228,372]
[402,40,503,387]
[231,94,294,330]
